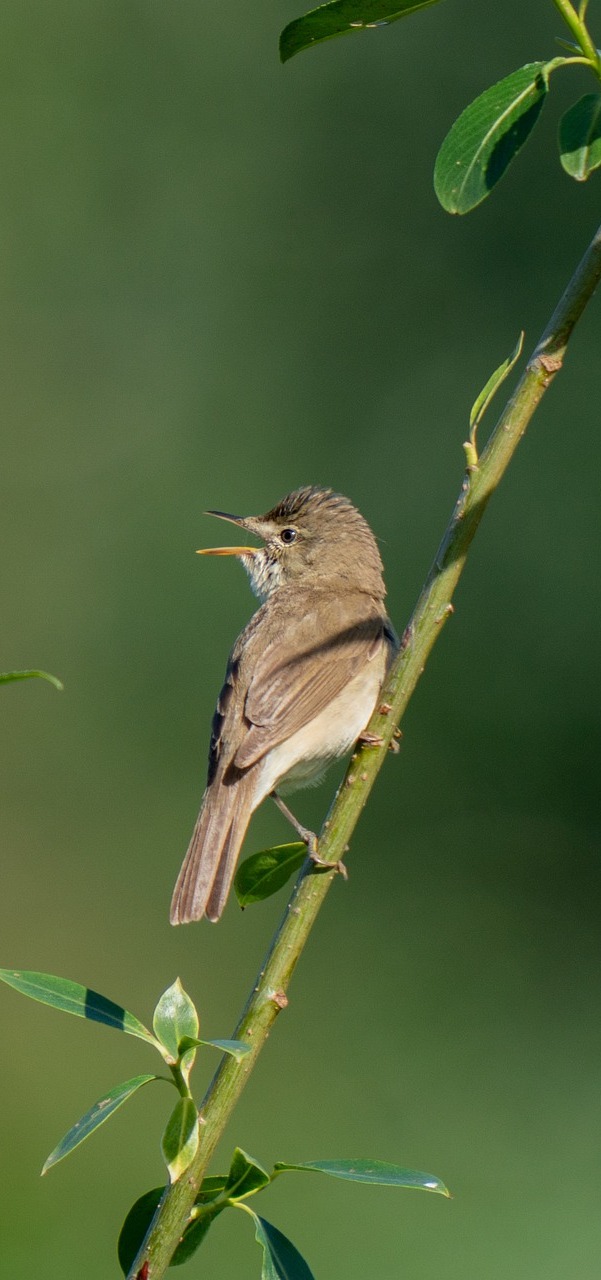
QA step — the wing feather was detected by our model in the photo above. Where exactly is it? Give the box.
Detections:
[234,593,387,770]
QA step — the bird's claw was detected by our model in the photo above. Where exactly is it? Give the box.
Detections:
[309,849,348,880]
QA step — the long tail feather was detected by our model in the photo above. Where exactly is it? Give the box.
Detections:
[170,777,254,924]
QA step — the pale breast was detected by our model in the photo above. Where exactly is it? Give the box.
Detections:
[253,645,387,805]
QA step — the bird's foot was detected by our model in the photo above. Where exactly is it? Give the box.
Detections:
[357,730,385,747]
[309,849,348,880]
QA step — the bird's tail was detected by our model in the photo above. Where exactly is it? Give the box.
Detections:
[170,775,255,924]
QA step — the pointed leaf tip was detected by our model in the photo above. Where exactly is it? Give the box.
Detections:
[153,977,199,1065]
[42,1075,160,1174]
[273,1158,450,1195]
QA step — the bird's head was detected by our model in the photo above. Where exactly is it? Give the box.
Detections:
[197,486,386,601]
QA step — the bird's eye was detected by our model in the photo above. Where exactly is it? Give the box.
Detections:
[280,527,297,544]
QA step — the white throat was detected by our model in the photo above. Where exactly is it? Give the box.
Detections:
[240,549,283,602]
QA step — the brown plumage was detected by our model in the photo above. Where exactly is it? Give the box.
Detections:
[170,487,398,924]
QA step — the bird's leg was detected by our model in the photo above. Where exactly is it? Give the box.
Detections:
[270,791,318,852]
[270,792,348,879]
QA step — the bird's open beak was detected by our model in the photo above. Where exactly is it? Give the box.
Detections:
[196,509,258,557]
[197,545,257,556]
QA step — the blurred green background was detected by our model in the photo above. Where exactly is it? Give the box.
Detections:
[1,0,600,1275]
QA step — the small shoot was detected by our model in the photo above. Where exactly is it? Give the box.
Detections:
[465,332,524,468]
[225,1148,271,1201]
[0,969,247,1182]
[0,669,63,690]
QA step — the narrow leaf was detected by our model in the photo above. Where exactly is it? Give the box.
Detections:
[162,1097,200,1182]
[241,1208,315,1280]
[434,63,548,214]
[0,969,157,1045]
[177,1035,251,1062]
[226,1147,271,1200]
[559,93,601,180]
[280,0,443,64]
[0,669,63,690]
[235,844,306,907]
[153,978,199,1064]
[273,1158,450,1195]
[118,1178,229,1275]
[42,1075,160,1174]
[469,331,524,433]
[196,1037,251,1061]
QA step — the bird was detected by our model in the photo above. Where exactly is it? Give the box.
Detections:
[170,486,398,924]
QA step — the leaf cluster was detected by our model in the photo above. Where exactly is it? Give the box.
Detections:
[118,1151,449,1277]
[0,969,448,1276]
[279,0,601,212]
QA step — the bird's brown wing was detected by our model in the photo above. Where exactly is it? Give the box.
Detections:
[234,590,390,771]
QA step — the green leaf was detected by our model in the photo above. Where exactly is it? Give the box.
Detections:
[162,1097,200,1182]
[178,1035,251,1063]
[118,1178,229,1275]
[434,63,549,214]
[0,669,63,690]
[469,331,524,433]
[0,969,157,1046]
[42,1075,160,1175]
[170,1201,228,1265]
[118,1187,165,1276]
[235,844,306,907]
[202,1037,251,1061]
[559,93,601,180]
[153,978,199,1065]
[226,1147,271,1200]
[196,1175,229,1202]
[240,1208,315,1280]
[280,0,443,64]
[273,1158,450,1195]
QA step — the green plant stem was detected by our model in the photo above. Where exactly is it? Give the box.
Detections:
[127,221,601,1279]
[551,0,601,72]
